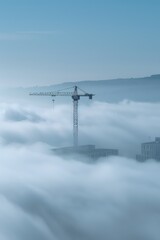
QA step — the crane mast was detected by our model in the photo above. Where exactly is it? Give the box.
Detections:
[30,86,94,148]
[72,86,79,147]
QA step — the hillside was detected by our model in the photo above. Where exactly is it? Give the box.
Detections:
[0,74,160,104]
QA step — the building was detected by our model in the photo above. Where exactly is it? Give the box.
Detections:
[136,137,160,161]
[53,145,118,160]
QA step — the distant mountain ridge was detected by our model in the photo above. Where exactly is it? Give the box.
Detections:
[57,74,160,86]
[27,74,160,103]
[0,74,160,103]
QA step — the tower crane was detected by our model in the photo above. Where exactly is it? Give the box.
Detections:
[30,86,94,148]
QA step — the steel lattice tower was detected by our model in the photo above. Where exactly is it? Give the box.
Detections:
[30,86,94,148]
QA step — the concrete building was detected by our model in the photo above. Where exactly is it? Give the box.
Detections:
[136,137,160,161]
[53,145,118,160]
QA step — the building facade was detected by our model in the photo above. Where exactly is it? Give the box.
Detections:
[136,137,160,161]
[53,145,118,160]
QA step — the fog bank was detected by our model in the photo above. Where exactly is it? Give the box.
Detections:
[0,101,160,156]
[0,146,160,240]
[0,101,160,239]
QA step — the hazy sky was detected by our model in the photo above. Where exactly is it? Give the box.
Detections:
[0,0,160,87]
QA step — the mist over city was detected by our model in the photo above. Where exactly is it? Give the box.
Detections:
[0,0,160,240]
[0,82,159,239]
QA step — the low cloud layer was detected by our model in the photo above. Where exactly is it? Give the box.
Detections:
[0,146,160,240]
[0,101,160,239]
[0,101,160,156]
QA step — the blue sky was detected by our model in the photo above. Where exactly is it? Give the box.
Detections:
[0,0,159,87]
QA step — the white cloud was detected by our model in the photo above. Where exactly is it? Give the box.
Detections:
[0,145,160,239]
[0,101,159,156]
[0,101,160,239]
[0,31,57,41]
[18,31,57,35]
